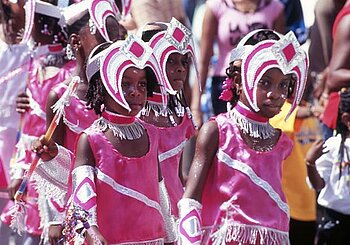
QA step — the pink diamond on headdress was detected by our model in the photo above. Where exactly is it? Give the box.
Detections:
[282,43,296,63]
[173,27,185,43]
[130,42,144,58]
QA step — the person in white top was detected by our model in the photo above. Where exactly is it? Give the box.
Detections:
[306,87,350,245]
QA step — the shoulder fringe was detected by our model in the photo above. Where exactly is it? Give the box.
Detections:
[211,222,289,245]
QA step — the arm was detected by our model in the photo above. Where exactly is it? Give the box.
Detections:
[305,139,327,190]
[183,121,219,201]
[178,121,219,244]
[190,6,217,127]
[72,134,107,244]
[326,15,350,93]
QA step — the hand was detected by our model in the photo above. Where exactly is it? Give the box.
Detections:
[16,92,30,114]
[31,135,58,161]
[311,104,325,119]
[87,226,108,245]
[7,178,23,200]
[305,138,327,164]
[48,224,63,245]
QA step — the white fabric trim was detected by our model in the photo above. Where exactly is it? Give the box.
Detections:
[217,149,289,216]
[211,222,289,245]
[96,168,163,216]
[158,140,187,163]
[110,238,164,245]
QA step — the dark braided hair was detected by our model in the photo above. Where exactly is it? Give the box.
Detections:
[335,88,350,179]
[224,29,295,108]
[86,43,159,115]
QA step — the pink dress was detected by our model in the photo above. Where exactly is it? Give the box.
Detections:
[0,60,75,235]
[158,115,195,218]
[201,113,292,244]
[85,119,165,244]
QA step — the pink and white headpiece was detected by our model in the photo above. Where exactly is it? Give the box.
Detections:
[230,30,308,119]
[20,0,87,43]
[88,0,121,42]
[148,17,199,94]
[100,34,165,111]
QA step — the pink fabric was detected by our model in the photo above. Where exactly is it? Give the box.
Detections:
[84,119,165,244]
[158,115,196,218]
[206,0,284,76]
[0,158,7,188]
[201,113,292,237]
[52,82,96,152]
[3,61,75,235]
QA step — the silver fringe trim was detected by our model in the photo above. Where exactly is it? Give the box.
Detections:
[141,102,172,117]
[211,222,289,245]
[92,117,145,140]
[229,108,275,139]
[159,180,178,243]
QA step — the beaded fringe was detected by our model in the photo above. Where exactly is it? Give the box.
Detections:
[229,108,275,139]
[141,102,172,117]
[93,117,145,140]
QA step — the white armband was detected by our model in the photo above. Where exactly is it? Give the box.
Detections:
[159,179,177,243]
[178,198,203,245]
[72,165,97,227]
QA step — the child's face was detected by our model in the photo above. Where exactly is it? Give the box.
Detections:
[251,68,291,118]
[105,67,148,116]
[166,53,189,91]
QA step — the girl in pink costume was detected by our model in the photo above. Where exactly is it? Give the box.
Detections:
[30,1,130,243]
[3,0,75,243]
[139,18,198,221]
[62,35,176,244]
[178,29,309,244]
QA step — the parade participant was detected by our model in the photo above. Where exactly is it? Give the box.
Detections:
[62,35,176,244]
[178,29,308,244]
[139,18,198,222]
[30,0,129,243]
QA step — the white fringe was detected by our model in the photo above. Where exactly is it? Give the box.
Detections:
[93,117,145,140]
[229,108,275,139]
[141,102,172,117]
[9,201,27,235]
[211,222,289,245]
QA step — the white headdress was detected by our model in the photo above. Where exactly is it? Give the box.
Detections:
[21,0,133,43]
[90,35,165,111]
[146,18,199,94]
[230,29,309,120]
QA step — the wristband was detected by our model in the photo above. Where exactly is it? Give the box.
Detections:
[178,198,202,245]
[72,165,97,226]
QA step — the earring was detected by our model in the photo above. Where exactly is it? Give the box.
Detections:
[66,44,76,60]
[89,18,97,35]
